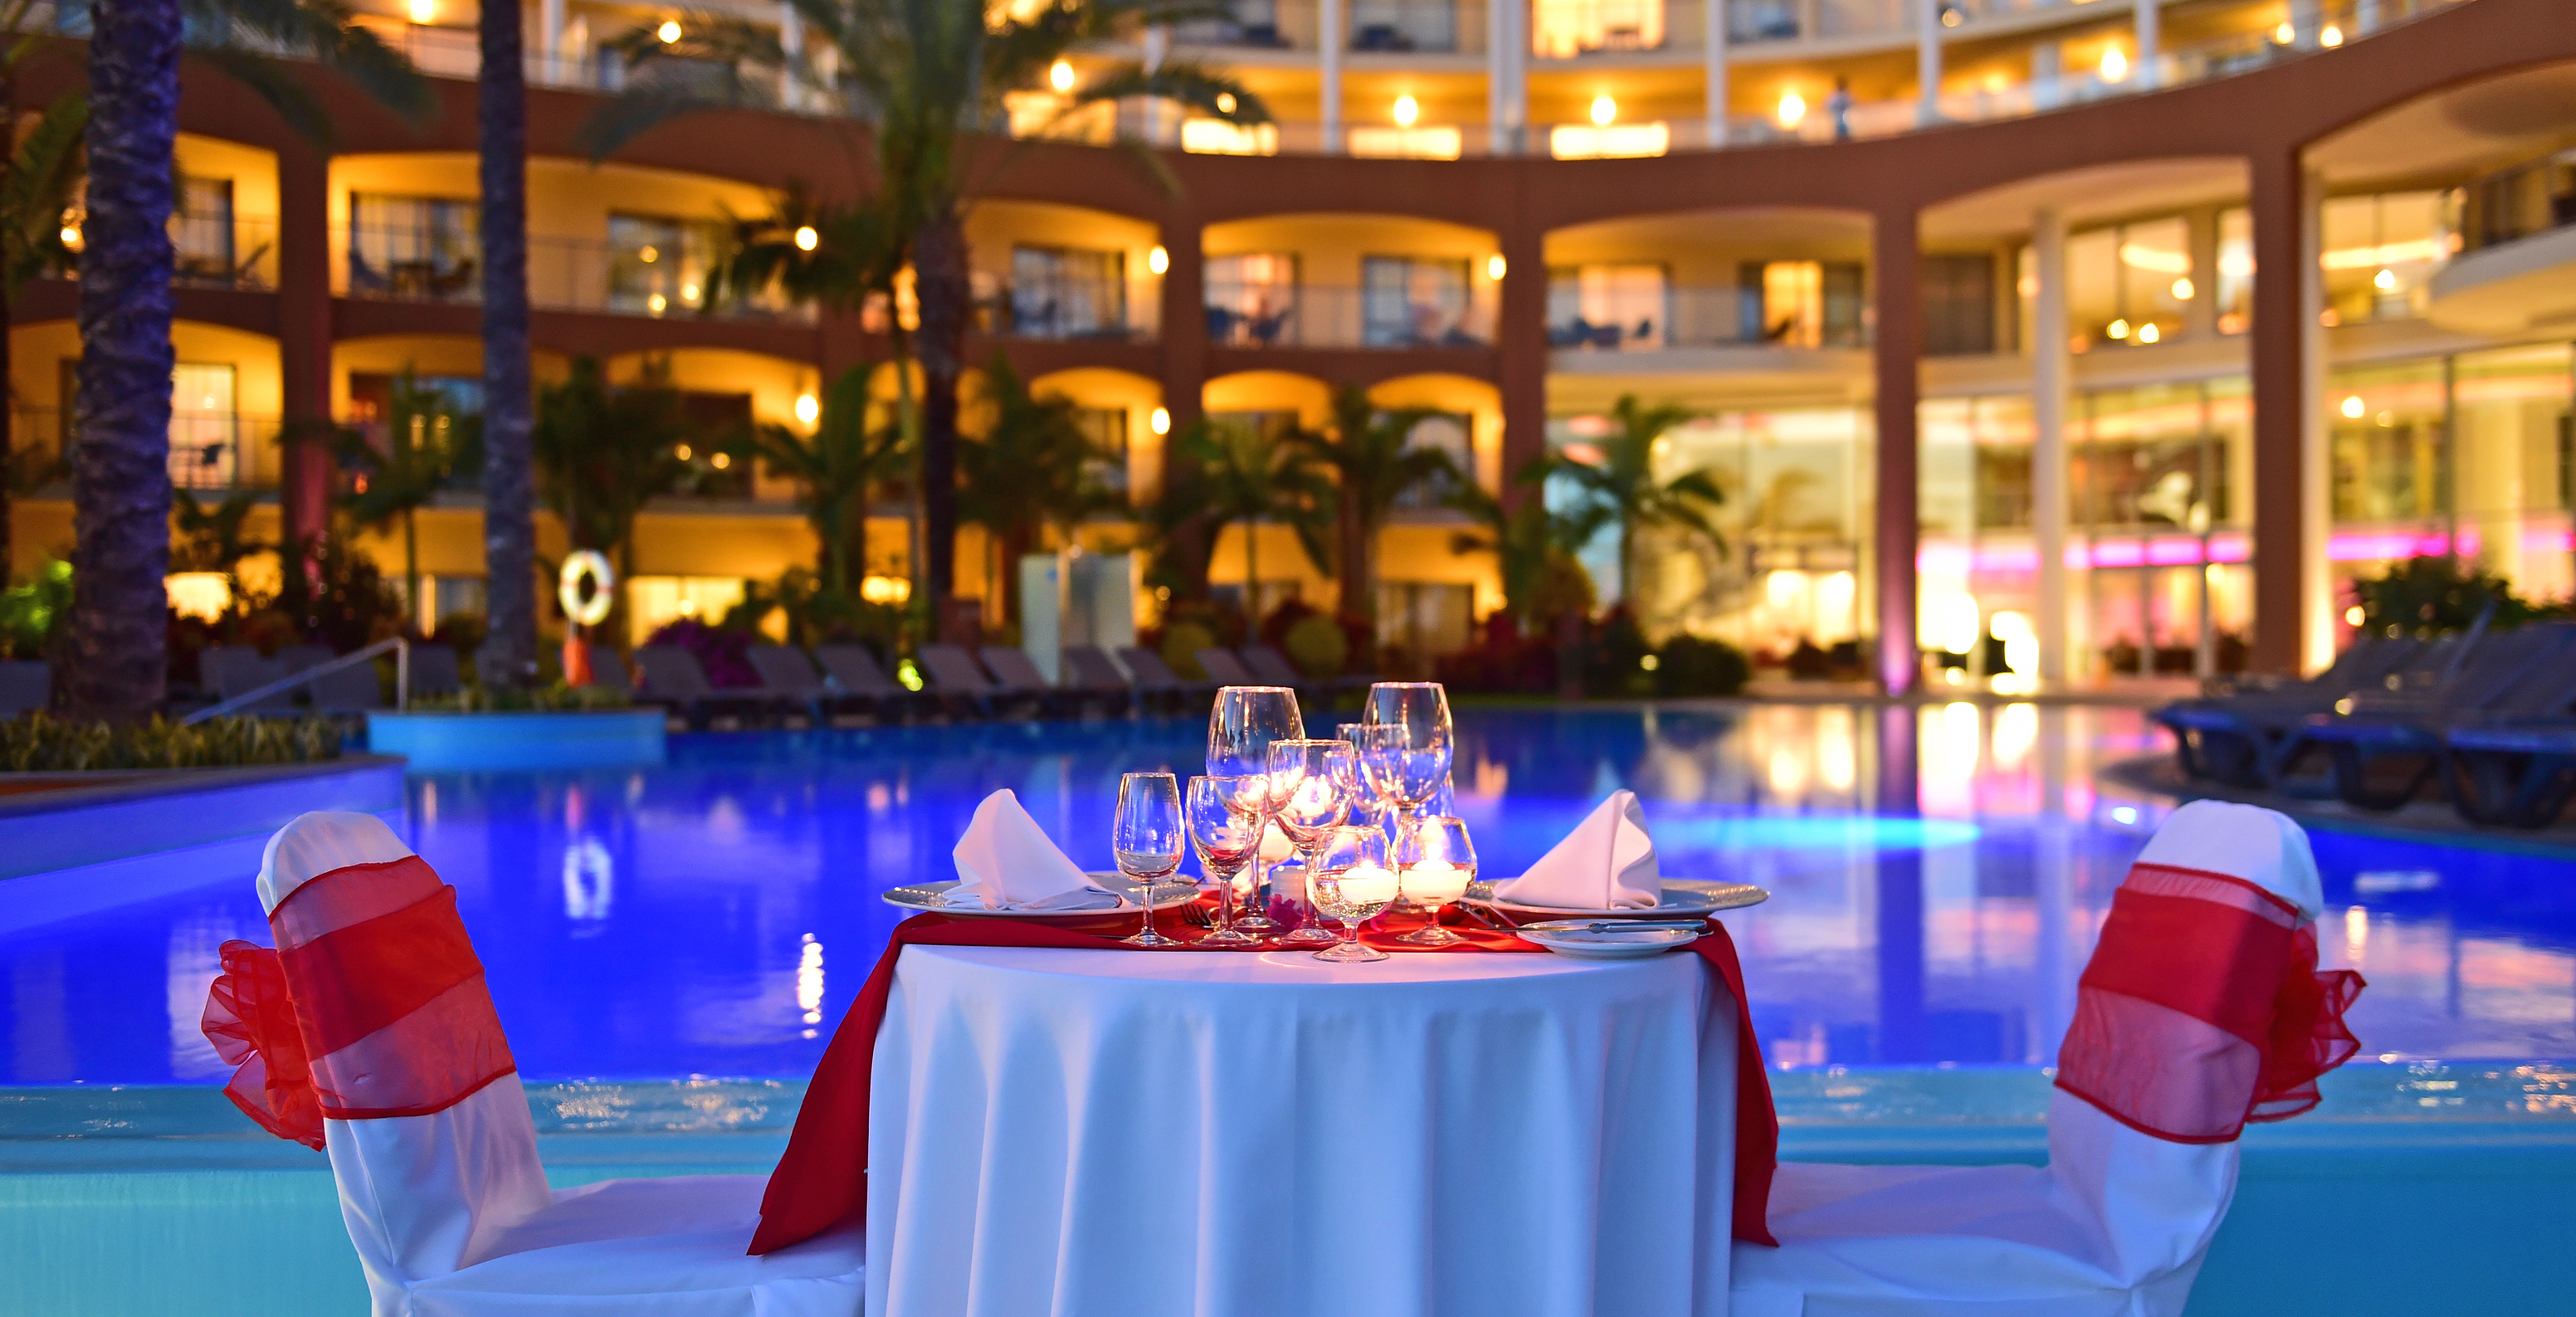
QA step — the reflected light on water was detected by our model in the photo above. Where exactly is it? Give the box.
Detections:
[797,935,826,1038]
[2346,905,2370,961]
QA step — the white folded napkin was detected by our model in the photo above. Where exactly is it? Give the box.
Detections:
[1493,790,1661,910]
[948,789,1102,910]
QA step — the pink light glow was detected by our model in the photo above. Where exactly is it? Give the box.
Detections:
[1916,533,2250,575]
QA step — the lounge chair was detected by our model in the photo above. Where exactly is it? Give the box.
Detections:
[0,660,49,717]
[202,645,295,713]
[1242,642,1376,710]
[1061,646,1144,718]
[632,645,784,730]
[2447,721,2576,828]
[1112,645,1217,716]
[2267,622,2576,810]
[1194,646,1260,687]
[979,645,1102,719]
[749,644,880,726]
[574,641,635,695]
[308,653,386,715]
[2153,631,2448,788]
[407,643,464,700]
[816,644,936,723]
[914,643,1016,719]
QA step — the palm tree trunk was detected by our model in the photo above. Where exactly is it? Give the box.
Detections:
[1339,493,1368,627]
[479,0,538,686]
[1244,516,1260,626]
[913,208,969,627]
[0,59,14,584]
[61,0,178,719]
[402,506,420,632]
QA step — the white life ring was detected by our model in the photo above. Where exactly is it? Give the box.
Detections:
[559,550,616,628]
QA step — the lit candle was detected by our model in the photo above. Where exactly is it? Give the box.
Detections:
[1259,825,1295,862]
[1335,863,1399,908]
[1403,861,1471,905]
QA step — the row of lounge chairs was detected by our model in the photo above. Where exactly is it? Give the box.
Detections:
[616,641,1348,729]
[2154,619,2576,827]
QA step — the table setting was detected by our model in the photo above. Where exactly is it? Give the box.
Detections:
[751,680,1783,1316]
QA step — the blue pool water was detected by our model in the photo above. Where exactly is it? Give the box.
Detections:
[5,703,2574,1085]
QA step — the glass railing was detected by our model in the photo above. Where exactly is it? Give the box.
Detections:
[25,407,286,491]
[2443,149,2576,256]
[1550,285,1871,349]
[977,279,1164,340]
[336,228,813,321]
[1204,282,1496,348]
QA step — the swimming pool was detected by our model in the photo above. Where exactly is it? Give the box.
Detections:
[6,702,2571,1085]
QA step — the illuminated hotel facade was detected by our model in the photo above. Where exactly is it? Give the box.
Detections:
[10,0,2575,689]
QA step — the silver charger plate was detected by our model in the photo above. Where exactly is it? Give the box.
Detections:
[881,874,1203,919]
[1513,922,1703,960]
[1461,877,1769,921]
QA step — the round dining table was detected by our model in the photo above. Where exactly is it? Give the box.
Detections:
[861,942,1744,1317]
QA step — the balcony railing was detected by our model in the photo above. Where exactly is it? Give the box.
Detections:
[23,407,285,491]
[337,228,812,322]
[977,279,1164,340]
[1549,285,1871,349]
[1205,282,1495,348]
[2446,149,2576,256]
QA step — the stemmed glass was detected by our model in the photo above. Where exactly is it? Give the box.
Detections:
[1309,826,1398,963]
[1112,772,1185,949]
[1359,682,1455,847]
[1393,816,1477,947]
[1186,775,1268,947]
[1266,739,1354,946]
[1209,685,1303,931]
[1334,723,1392,838]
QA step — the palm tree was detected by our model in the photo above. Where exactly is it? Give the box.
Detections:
[1178,416,1327,625]
[581,0,1267,627]
[532,358,698,639]
[0,86,85,583]
[61,0,427,718]
[477,0,538,685]
[335,371,481,620]
[1448,458,1612,631]
[732,361,910,598]
[1291,383,1454,633]
[955,353,1120,625]
[1548,394,1725,607]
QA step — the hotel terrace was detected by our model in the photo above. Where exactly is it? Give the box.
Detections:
[9,0,2574,688]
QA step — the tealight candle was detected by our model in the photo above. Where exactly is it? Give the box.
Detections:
[1259,824,1296,862]
[1335,863,1400,908]
[1402,860,1471,905]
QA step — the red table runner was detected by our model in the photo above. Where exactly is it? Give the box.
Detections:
[749,903,1779,1254]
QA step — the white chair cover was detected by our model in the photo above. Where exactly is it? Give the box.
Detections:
[1730,800,2328,1317]
[250,812,863,1316]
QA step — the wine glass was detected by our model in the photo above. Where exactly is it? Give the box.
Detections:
[1209,685,1302,931]
[1113,772,1184,949]
[1334,723,1393,837]
[1266,739,1354,947]
[1208,685,1305,778]
[1359,682,1454,846]
[1187,775,1267,947]
[1393,816,1477,947]
[1308,825,1397,963]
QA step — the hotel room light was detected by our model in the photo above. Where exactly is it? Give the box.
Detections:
[408,0,435,22]
[1590,95,1617,125]
[793,225,819,251]
[1393,95,1419,127]
[658,19,681,43]
[2340,395,2366,419]
[1148,245,1169,275]
[1486,253,1507,280]
[1050,60,1076,93]
[2373,266,2397,291]
[2100,48,2127,80]
[795,393,820,425]
[1150,407,1171,436]
[2170,276,2193,300]
[1777,92,1806,126]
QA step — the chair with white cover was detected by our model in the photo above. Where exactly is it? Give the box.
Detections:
[201,812,862,1316]
[1730,799,2364,1317]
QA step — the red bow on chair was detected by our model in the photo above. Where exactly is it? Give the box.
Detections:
[202,940,325,1150]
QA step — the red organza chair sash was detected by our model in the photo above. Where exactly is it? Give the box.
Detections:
[201,855,517,1144]
[2056,861,2364,1143]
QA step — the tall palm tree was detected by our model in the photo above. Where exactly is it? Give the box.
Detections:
[955,353,1119,624]
[335,371,481,619]
[1549,394,1726,607]
[1291,383,1453,632]
[531,357,699,641]
[581,0,1266,627]
[732,360,910,598]
[477,0,537,685]
[60,0,183,719]
[1178,416,1326,624]
[61,0,427,717]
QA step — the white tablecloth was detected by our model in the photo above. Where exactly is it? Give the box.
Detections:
[863,944,1740,1317]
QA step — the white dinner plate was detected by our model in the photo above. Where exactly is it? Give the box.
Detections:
[1513,922,1702,960]
[1460,878,1769,922]
[881,875,1202,919]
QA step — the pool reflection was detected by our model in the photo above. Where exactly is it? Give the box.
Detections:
[2,704,2573,1084]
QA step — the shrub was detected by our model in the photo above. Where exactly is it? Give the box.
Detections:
[1,559,71,660]
[1258,596,1322,649]
[1161,620,1218,679]
[1582,606,1654,698]
[1435,613,1557,695]
[641,617,760,687]
[0,714,342,773]
[412,683,630,713]
[1653,634,1751,698]
[2350,556,2555,632]
[1282,612,1349,677]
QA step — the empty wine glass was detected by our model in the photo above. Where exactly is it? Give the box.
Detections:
[1187,775,1267,947]
[1208,685,1305,778]
[1334,723,1392,837]
[1359,683,1454,846]
[1266,739,1354,947]
[1393,816,1477,947]
[1309,825,1397,963]
[1113,772,1184,949]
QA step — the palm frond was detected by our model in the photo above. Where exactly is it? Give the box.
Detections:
[188,45,338,148]
[1067,60,1268,124]
[187,0,436,128]
[2,92,84,294]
